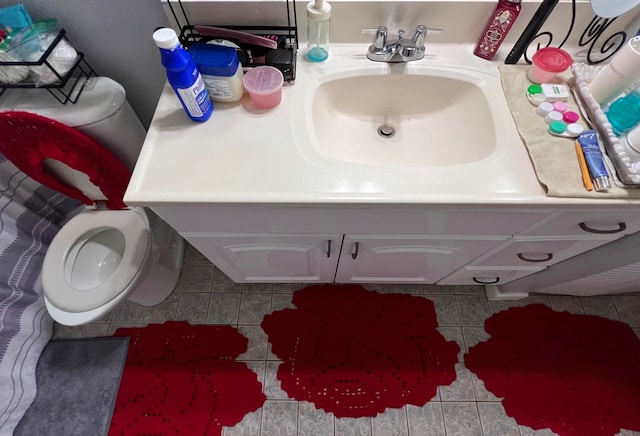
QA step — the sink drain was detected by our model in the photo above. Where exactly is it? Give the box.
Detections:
[377,125,395,138]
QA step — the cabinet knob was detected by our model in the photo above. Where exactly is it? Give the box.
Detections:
[578,222,626,234]
[473,276,500,285]
[517,252,553,263]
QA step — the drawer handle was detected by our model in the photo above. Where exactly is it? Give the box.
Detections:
[351,242,360,260]
[579,222,626,234]
[326,240,332,258]
[517,252,553,263]
[473,276,500,285]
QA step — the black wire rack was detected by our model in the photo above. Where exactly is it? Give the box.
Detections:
[0,28,97,104]
[165,0,299,83]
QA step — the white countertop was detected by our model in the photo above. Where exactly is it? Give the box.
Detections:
[124,43,636,207]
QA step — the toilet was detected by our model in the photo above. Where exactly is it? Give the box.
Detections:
[0,77,184,326]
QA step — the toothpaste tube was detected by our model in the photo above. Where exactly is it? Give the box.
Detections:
[577,130,611,192]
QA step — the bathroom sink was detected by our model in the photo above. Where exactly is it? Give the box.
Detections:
[291,65,513,173]
[309,70,496,167]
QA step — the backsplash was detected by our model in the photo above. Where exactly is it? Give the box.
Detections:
[163,0,639,61]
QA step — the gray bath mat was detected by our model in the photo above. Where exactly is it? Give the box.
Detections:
[14,336,129,436]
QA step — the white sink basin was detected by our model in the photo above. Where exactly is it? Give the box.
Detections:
[309,70,496,167]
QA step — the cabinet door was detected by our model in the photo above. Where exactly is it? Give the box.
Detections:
[335,235,504,284]
[521,210,640,237]
[185,234,341,283]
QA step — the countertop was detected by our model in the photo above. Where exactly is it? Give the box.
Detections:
[124,43,639,207]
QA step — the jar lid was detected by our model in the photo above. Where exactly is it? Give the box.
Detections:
[532,47,573,73]
[189,42,240,77]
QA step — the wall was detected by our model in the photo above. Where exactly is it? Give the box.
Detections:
[0,0,169,128]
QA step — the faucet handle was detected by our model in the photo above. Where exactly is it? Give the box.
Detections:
[361,26,388,50]
[412,25,443,47]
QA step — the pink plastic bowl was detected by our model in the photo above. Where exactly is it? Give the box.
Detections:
[243,66,284,109]
[530,47,573,84]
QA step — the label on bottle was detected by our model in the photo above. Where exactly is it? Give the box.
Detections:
[176,72,212,118]
[203,77,234,99]
[475,8,517,59]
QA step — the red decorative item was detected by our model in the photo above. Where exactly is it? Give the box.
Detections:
[109,321,266,435]
[465,304,640,436]
[0,111,131,209]
[474,0,522,60]
[262,284,460,418]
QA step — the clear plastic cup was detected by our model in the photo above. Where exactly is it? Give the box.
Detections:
[242,66,284,109]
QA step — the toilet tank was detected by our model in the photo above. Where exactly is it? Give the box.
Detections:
[0,77,145,171]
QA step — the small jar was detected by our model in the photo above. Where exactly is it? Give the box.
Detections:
[188,42,245,103]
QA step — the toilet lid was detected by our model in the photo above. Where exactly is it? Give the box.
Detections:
[43,209,149,313]
[0,111,131,209]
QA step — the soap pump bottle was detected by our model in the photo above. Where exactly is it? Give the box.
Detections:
[306,0,331,62]
[473,0,522,60]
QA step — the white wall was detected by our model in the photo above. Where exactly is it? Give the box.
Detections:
[0,0,169,128]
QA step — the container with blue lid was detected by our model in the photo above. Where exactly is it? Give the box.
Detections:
[188,42,245,102]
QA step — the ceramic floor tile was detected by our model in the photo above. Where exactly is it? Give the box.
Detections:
[175,263,214,292]
[452,285,485,295]
[261,400,298,436]
[142,293,179,323]
[183,243,212,264]
[224,408,262,436]
[462,326,490,354]
[175,292,211,324]
[442,402,483,436]
[488,299,520,315]
[298,401,334,436]
[207,292,241,325]
[519,425,557,435]
[73,323,110,338]
[334,417,371,436]
[393,284,424,295]
[270,293,295,313]
[423,284,455,294]
[244,283,274,293]
[237,325,269,361]
[238,293,272,325]
[519,294,551,307]
[213,270,244,292]
[363,283,395,294]
[580,296,621,320]
[477,402,521,436]
[428,295,461,326]
[264,360,289,399]
[272,283,304,293]
[52,323,78,339]
[371,407,408,436]
[439,363,475,402]
[110,300,146,323]
[406,402,446,436]
[456,295,492,326]
[547,295,585,314]
[613,295,640,326]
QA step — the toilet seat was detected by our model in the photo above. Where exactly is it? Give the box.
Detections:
[43,209,149,313]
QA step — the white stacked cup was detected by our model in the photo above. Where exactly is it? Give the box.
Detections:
[588,36,640,105]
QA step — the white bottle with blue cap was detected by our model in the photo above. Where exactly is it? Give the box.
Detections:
[307,0,331,62]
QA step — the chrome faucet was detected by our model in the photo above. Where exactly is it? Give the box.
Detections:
[362,25,442,62]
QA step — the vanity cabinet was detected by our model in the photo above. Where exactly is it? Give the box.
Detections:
[334,235,504,283]
[439,208,640,286]
[152,205,640,287]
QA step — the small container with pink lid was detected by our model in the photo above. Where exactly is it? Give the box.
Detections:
[528,47,573,84]
[243,66,284,109]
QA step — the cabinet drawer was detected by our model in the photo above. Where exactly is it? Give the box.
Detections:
[471,237,617,268]
[437,266,544,286]
[521,210,640,237]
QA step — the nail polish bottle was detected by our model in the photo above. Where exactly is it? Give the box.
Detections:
[474,0,522,60]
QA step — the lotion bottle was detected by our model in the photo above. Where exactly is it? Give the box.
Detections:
[474,0,522,60]
[307,0,331,62]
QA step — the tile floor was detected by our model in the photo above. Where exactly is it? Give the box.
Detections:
[54,243,640,436]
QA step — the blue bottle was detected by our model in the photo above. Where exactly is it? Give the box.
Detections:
[153,28,213,122]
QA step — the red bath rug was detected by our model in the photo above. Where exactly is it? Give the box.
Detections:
[465,304,640,436]
[261,284,459,418]
[109,321,265,435]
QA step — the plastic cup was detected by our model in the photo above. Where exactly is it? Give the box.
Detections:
[529,47,573,84]
[242,66,284,109]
